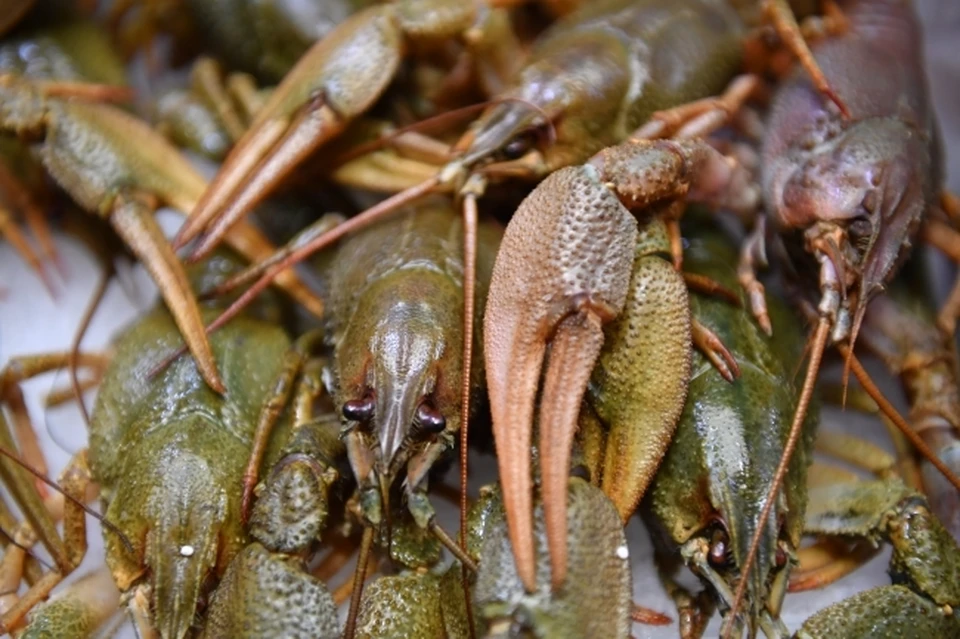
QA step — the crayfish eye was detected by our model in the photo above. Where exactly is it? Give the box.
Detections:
[569,464,591,482]
[342,396,375,423]
[775,545,788,568]
[848,215,872,241]
[416,402,446,434]
[502,131,536,160]
[708,529,731,569]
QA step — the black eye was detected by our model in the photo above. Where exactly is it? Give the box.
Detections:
[342,396,374,423]
[708,529,730,568]
[502,132,535,160]
[849,215,872,240]
[569,464,591,482]
[416,403,446,434]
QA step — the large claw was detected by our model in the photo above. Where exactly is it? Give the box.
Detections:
[486,138,744,592]
[0,76,225,392]
[484,165,636,592]
[588,219,693,523]
[177,6,404,259]
[177,0,488,261]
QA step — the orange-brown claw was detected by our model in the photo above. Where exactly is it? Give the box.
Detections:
[486,138,746,592]
[219,218,328,320]
[484,166,637,592]
[177,6,405,259]
[178,0,489,261]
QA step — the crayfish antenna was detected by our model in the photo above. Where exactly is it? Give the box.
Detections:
[204,214,344,301]
[839,344,960,495]
[840,295,869,408]
[343,526,375,639]
[430,521,478,574]
[460,193,478,639]
[69,267,112,430]
[724,316,830,636]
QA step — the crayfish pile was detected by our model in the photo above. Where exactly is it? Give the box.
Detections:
[1,1,960,637]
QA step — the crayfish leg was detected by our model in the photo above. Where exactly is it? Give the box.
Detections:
[633,74,762,141]
[0,203,57,297]
[0,445,92,633]
[0,161,63,280]
[761,0,850,117]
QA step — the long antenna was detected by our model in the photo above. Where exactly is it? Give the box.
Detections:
[69,267,114,429]
[460,192,478,638]
[343,526,375,639]
[839,344,960,493]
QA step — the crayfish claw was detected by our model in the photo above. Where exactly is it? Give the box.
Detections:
[179,6,405,258]
[484,167,636,592]
[539,312,605,590]
[187,103,341,261]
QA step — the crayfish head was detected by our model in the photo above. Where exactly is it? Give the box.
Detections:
[141,449,228,639]
[684,370,806,638]
[782,118,927,341]
[338,271,461,526]
[446,87,560,185]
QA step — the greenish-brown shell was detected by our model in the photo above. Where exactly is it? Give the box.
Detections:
[644,219,815,617]
[88,301,294,636]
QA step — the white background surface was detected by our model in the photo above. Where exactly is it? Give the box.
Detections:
[1,1,959,636]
